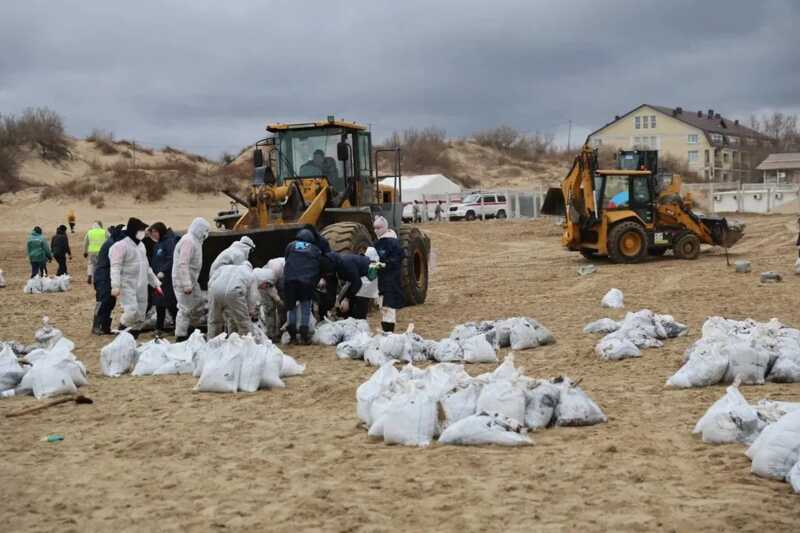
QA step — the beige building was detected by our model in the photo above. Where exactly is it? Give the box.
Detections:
[587,104,772,182]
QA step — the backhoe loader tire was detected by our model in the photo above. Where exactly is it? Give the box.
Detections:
[398,225,429,306]
[321,222,372,254]
[674,233,701,260]
[607,221,647,263]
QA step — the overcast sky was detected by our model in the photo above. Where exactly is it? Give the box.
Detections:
[1,0,798,157]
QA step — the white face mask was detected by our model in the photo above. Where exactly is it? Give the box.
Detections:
[136,230,146,240]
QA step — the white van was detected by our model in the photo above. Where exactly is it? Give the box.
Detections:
[448,193,509,221]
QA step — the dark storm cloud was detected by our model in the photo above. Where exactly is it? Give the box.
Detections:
[1,0,797,155]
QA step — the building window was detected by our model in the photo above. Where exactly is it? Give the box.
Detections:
[711,133,723,144]
[705,150,710,164]
[688,150,699,163]
[633,136,641,147]
[649,136,657,149]
[642,116,649,129]
[723,152,729,163]
[650,115,656,128]
[635,116,641,129]
[688,134,698,144]
[729,136,739,145]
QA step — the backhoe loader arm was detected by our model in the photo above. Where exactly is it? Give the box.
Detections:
[561,145,598,248]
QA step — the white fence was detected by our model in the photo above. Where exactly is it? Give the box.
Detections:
[407,189,546,222]
[685,183,800,214]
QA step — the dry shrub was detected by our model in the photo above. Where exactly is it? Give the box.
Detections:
[451,173,480,188]
[62,179,96,197]
[89,192,105,208]
[0,147,21,193]
[472,125,556,164]
[163,145,183,155]
[659,153,700,182]
[382,127,456,175]
[87,129,119,155]
[120,151,132,159]
[2,107,70,165]
[502,166,524,178]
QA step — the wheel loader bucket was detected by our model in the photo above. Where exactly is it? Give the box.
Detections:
[199,225,305,289]
[541,187,565,216]
[700,216,745,249]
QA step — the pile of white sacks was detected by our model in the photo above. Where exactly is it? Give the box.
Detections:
[23,275,71,294]
[356,355,606,447]
[584,310,689,361]
[666,317,800,388]
[694,381,800,493]
[324,317,555,367]
[100,329,305,393]
[0,318,88,399]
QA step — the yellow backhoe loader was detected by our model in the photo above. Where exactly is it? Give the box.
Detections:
[202,116,430,305]
[541,145,744,262]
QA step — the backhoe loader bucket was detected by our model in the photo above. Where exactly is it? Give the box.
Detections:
[541,187,565,216]
[700,216,745,249]
[199,225,305,289]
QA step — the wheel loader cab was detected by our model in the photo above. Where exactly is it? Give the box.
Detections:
[267,118,376,209]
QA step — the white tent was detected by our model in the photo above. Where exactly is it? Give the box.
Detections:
[380,174,462,203]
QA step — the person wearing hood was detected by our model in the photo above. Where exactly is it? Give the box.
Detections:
[207,263,273,338]
[92,224,126,335]
[172,217,211,342]
[109,217,162,336]
[372,216,405,332]
[26,226,52,278]
[327,250,375,320]
[259,257,286,340]
[50,225,72,276]
[83,221,108,284]
[149,222,179,334]
[284,228,322,344]
[208,236,256,281]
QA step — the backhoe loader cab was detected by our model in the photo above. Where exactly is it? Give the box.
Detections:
[202,117,431,306]
[542,145,743,263]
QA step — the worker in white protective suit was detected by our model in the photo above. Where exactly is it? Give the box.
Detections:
[207,236,255,281]
[257,263,284,340]
[207,263,273,338]
[171,217,211,342]
[109,217,162,336]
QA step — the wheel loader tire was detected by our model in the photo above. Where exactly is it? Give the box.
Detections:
[673,233,701,260]
[320,222,372,254]
[607,221,647,263]
[398,225,429,306]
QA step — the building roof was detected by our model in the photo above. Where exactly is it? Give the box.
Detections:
[647,105,767,139]
[588,104,772,142]
[756,153,800,171]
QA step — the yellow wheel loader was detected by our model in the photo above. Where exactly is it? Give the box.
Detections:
[541,145,744,263]
[201,116,430,305]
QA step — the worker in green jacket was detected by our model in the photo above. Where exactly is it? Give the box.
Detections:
[27,226,52,278]
[84,221,109,285]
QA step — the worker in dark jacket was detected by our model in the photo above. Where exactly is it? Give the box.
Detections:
[50,225,72,276]
[149,222,178,333]
[283,228,321,344]
[328,251,373,319]
[92,224,125,335]
[372,216,405,332]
